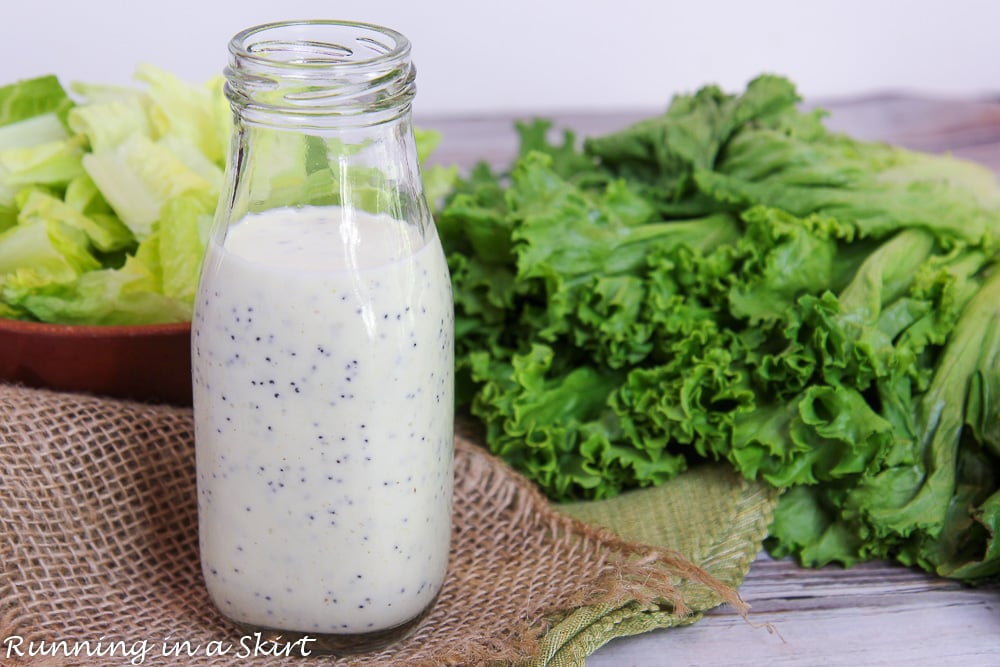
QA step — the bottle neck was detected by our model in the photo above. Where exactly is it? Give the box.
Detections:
[224,20,416,130]
[218,21,429,231]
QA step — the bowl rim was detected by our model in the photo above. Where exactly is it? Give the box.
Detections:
[0,318,191,338]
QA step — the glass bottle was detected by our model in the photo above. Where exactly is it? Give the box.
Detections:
[191,20,454,654]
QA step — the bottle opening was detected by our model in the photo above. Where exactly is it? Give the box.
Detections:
[225,20,415,125]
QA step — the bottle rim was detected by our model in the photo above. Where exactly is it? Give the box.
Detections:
[225,20,415,125]
[228,20,411,74]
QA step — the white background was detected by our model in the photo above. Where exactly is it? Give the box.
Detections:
[3,0,999,117]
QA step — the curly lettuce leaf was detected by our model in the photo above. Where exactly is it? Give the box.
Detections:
[469,344,660,500]
[766,485,866,568]
[583,74,802,210]
[441,74,1000,582]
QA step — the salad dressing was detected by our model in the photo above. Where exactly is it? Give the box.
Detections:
[192,205,454,635]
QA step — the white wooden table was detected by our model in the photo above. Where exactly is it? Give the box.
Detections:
[418,94,1000,666]
[588,551,999,666]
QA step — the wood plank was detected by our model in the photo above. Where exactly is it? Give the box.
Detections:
[586,553,1000,666]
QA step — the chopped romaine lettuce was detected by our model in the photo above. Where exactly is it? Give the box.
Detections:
[82,133,216,239]
[0,67,228,324]
[0,219,99,285]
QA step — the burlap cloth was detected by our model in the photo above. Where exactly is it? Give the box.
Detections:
[0,384,778,666]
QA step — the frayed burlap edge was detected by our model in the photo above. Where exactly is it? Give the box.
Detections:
[534,471,779,665]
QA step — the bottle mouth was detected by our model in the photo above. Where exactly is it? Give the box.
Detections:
[225,20,416,125]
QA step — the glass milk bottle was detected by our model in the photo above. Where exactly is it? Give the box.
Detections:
[191,20,454,654]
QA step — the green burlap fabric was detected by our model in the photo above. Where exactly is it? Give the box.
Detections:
[540,468,776,665]
[1,384,778,666]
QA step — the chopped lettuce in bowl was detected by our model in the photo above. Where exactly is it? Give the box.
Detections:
[0,68,457,326]
[0,66,226,325]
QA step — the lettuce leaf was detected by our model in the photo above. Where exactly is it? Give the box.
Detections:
[68,96,154,153]
[0,75,75,190]
[0,65,456,326]
[441,74,1000,582]
[82,133,215,240]
[0,135,86,188]
[7,253,190,325]
[0,219,99,282]
[0,75,73,127]
[156,193,210,305]
[17,188,133,253]
[133,63,229,165]
[0,66,225,325]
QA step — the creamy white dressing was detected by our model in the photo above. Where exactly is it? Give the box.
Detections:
[192,205,454,634]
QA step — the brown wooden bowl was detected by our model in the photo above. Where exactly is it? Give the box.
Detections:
[0,319,192,406]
